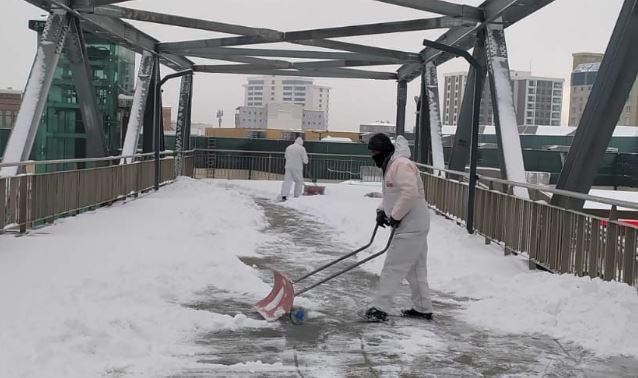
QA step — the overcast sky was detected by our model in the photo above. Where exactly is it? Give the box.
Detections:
[0,0,625,131]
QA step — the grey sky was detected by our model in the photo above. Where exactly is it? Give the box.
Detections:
[0,0,625,131]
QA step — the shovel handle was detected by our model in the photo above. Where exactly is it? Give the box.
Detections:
[293,225,379,284]
[295,228,396,297]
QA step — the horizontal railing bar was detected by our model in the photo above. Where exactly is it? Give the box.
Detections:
[0,150,195,169]
[416,162,638,212]
[195,148,370,158]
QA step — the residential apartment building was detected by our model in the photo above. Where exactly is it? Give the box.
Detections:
[569,52,638,126]
[442,71,563,127]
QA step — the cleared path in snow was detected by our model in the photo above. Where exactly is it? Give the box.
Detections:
[173,196,638,377]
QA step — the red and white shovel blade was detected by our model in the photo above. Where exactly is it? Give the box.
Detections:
[254,271,295,321]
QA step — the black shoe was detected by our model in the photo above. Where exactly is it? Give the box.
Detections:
[281,196,287,201]
[364,307,388,322]
[401,309,433,320]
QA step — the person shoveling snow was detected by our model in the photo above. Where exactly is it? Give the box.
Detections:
[279,137,308,201]
[363,133,433,322]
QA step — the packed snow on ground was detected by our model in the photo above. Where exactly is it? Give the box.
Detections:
[0,178,277,378]
[231,179,638,358]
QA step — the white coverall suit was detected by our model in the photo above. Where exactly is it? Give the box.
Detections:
[372,136,433,314]
[280,137,309,198]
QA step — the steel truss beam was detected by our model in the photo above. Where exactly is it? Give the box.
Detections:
[398,0,555,81]
[448,29,487,173]
[65,16,108,158]
[553,0,638,209]
[175,74,192,176]
[121,51,154,163]
[1,10,71,177]
[72,0,129,8]
[424,62,444,170]
[485,19,528,198]
[374,0,483,21]
[193,65,397,80]
[26,0,193,70]
[396,80,408,135]
[95,5,466,40]
[171,47,401,62]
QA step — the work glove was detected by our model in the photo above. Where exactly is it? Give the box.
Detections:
[376,210,390,228]
[389,217,401,228]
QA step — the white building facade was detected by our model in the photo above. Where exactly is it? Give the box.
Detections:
[237,76,330,130]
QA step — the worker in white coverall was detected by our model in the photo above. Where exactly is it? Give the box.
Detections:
[364,133,433,322]
[280,137,309,201]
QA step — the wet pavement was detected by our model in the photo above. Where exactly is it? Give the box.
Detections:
[172,198,638,377]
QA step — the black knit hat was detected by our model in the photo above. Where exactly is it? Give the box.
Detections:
[367,133,394,153]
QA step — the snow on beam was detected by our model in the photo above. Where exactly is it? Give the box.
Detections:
[174,74,192,176]
[424,62,445,171]
[121,51,154,164]
[0,10,71,177]
[374,0,483,21]
[485,19,528,199]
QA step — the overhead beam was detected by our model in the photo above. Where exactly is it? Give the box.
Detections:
[193,65,397,80]
[72,0,129,8]
[397,0,555,81]
[374,0,483,20]
[91,5,282,39]
[79,13,193,70]
[96,5,465,40]
[172,47,400,62]
[161,37,420,62]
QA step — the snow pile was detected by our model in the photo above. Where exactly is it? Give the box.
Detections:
[231,179,638,358]
[0,178,274,377]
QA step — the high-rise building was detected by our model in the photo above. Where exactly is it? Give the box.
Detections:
[442,71,564,126]
[511,71,563,126]
[568,52,638,126]
[28,20,135,161]
[0,89,21,129]
[236,76,330,130]
[442,73,493,126]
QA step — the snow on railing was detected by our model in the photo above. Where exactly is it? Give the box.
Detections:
[415,162,638,287]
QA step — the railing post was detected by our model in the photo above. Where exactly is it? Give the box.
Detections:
[19,176,28,233]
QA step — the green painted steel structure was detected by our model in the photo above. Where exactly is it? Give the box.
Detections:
[28,20,135,165]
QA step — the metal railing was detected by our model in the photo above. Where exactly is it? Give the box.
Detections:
[418,163,638,286]
[193,149,382,182]
[1,151,195,233]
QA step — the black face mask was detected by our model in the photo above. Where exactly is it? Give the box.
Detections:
[372,151,392,168]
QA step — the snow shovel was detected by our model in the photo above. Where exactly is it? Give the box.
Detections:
[253,225,396,321]
[303,175,325,196]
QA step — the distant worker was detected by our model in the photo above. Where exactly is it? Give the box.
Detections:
[364,133,433,322]
[280,137,309,201]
